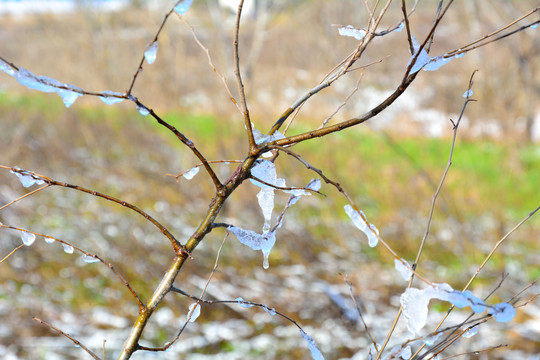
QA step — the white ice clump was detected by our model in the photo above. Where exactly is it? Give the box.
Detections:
[99,91,125,105]
[286,178,320,206]
[136,103,150,116]
[338,25,366,40]
[235,297,254,308]
[62,243,74,254]
[81,254,100,263]
[401,283,516,335]
[10,167,45,188]
[57,85,83,107]
[252,128,285,158]
[182,166,200,180]
[187,303,201,322]
[144,41,158,64]
[462,89,473,98]
[20,231,36,246]
[344,205,379,247]
[174,0,193,15]
[488,302,516,322]
[463,325,478,338]
[394,258,412,281]
[0,59,15,76]
[300,329,325,360]
[228,226,276,269]
[407,35,465,73]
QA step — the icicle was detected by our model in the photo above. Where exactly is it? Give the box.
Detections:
[300,329,325,360]
[228,226,276,269]
[62,243,74,254]
[187,303,201,322]
[144,41,158,64]
[174,0,193,15]
[182,166,200,180]
[338,25,366,40]
[20,231,36,246]
[394,258,412,281]
[99,91,125,105]
[81,254,100,263]
[57,84,83,108]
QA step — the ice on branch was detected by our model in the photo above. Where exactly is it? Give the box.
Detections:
[44,237,55,244]
[62,243,74,254]
[286,178,321,206]
[385,345,412,360]
[235,297,254,308]
[81,254,100,263]
[263,306,276,316]
[394,258,412,281]
[423,332,441,346]
[20,231,36,246]
[344,205,379,247]
[395,22,405,32]
[401,283,515,335]
[252,127,285,158]
[530,23,538,29]
[182,166,200,180]
[300,329,325,360]
[144,42,158,64]
[463,325,478,338]
[10,167,45,187]
[462,89,473,98]
[228,226,276,269]
[136,103,150,116]
[187,303,201,322]
[338,25,366,40]
[174,0,193,15]
[0,59,16,76]
[12,68,82,107]
[407,35,465,74]
[99,91,125,105]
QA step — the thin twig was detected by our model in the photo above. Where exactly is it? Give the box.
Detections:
[33,317,101,360]
[0,244,24,265]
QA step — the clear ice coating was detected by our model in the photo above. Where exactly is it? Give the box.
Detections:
[174,0,193,15]
[530,23,538,29]
[136,103,150,116]
[235,297,254,308]
[182,166,200,180]
[344,205,379,247]
[338,25,366,40]
[395,22,405,32]
[423,332,441,346]
[407,34,464,73]
[489,302,516,322]
[62,243,74,254]
[463,325,478,338]
[300,329,325,360]
[144,41,158,64]
[462,89,473,98]
[20,231,36,246]
[0,59,15,76]
[58,86,83,108]
[44,237,55,244]
[227,226,276,269]
[81,254,100,263]
[250,160,286,232]
[99,91,125,105]
[263,306,276,316]
[401,283,515,335]
[394,258,412,281]
[187,303,201,322]
[10,167,44,187]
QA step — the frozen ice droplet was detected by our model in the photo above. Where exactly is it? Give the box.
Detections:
[20,231,36,246]
[81,254,99,263]
[530,23,538,29]
[395,258,412,281]
[144,41,158,64]
[174,0,193,15]
[462,89,473,98]
[44,237,55,244]
[0,59,15,76]
[99,91,125,105]
[10,168,37,188]
[395,22,405,32]
[489,302,516,322]
[136,104,150,116]
[338,25,366,40]
[463,325,478,338]
[263,305,276,316]
[235,297,254,308]
[263,252,270,269]
[62,243,74,254]
[182,166,200,180]
[57,85,83,108]
[187,303,201,322]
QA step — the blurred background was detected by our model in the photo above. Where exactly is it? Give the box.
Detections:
[0,0,539,359]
